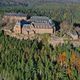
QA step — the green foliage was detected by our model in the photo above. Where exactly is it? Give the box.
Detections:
[0,31,79,80]
[0,3,80,23]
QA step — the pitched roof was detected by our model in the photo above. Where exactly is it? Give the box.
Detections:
[30,16,51,23]
[4,13,27,17]
[31,16,49,20]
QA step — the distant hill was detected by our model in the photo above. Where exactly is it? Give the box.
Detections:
[0,0,80,7]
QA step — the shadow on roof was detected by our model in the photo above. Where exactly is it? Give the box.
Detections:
[20,20,31,27]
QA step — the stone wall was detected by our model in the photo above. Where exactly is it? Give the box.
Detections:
[33,28,53,34]
[13,25,21,34]
[22,27,53,35]
[3,16,27,23]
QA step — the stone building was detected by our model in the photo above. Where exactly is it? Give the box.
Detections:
[73,23,80,39]
[13,16,54,35]
[75,27,80,38]
[3,13,27,23]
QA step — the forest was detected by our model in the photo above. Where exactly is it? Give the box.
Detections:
[0,30,80,80]
[0,3,80,24]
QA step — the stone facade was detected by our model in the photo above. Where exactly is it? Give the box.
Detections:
[3,13,54,35]
[14,22,54,35]
[13,22,22,34]
[3,13,27,23]
[22,27,53,35]
[32,28,53,34]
